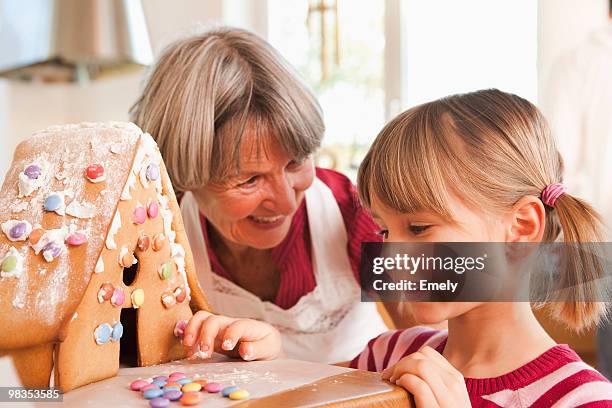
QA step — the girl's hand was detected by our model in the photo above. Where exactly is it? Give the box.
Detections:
[382,346,471,407]
[182,311,282,361]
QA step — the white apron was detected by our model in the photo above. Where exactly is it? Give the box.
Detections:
[180,178,387,363]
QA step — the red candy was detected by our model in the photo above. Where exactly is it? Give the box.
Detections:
[85,163,104,181]
[130,379,150,391]
[66,232,88,246]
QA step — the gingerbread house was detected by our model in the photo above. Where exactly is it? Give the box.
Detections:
[0,122,211,392]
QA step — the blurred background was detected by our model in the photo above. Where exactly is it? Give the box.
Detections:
[0,0,610,374]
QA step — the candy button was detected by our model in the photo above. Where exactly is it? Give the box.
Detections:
[146,164,160,181]
[173,320,187,338]
[165,381,181,389]
[204,382,222,393]
[152,379,167,388]
[130,379,150,391]
[24,164,42,180]
[9,222,27,240]
[42,242,62,261]
[176,378,192,385]
[111,322,123,342]
[229,389,250,400]
[131,289,145,308]
[43,194,62,212]
[133,205,146,225]
[168,372,186,380]
[181,382,201,392]
[152,234,165,251]
[140,384,159,393]
[148,200,159,218]
[153,376,168,382]
[174,286,186,303]
[137,235,150,252]
[94,323,112,345]
[163,390,182,401]
[163,386,180,393]
[143,388,163,399]
[85,163,105,182]
[97,283,114,303]
[193,379,207,387]
[161,292,176,309]
[111,287,125,307]
[158,261,173,280]
[66,232,88,246]
[1,255,17,273]
[149,397,169,408]
[179,392,200,406]
[29,228,44,245]
[222,385,239,397]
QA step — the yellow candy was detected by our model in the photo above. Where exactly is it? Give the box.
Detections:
[131,288,145,308]
[181,382,202,392]
[229,389,250,400]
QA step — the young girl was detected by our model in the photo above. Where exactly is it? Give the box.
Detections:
[184,89,612,407]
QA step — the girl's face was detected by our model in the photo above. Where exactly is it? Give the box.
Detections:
[193,133,315,250]
[370,193,507,324]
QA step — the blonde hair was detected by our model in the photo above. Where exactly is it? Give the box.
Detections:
[358,89,607,330]
[130,27,324,192]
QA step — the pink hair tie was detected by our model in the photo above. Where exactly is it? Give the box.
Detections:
[541,183,567,208]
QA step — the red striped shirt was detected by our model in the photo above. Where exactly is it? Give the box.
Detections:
[198,167,381,309]
[350,327,612,407]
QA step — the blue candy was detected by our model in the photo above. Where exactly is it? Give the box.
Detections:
[143,388,163,399]
[111,322,123,342]
[152,379,166,387]
[176,377,191,385]
[222,385,239,397]
[43,194,62,212]
[94,323,112,345]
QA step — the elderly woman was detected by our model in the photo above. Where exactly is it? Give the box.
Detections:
[130,27,389,363]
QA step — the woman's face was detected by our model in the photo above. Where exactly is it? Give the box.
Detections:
[193,131,315,250]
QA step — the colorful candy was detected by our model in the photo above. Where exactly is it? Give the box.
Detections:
[152,379,167,388]
[137,235,150,252]
[66,231,88,246]
[9,222,27,240]
[222,385,239,397]
[158,261,173,280]
[204,382,222,393]
[181,382,202,392]
[131,289,145,308]
[179,392,200,406]
[97,283,114,303]
[149,397,169,408]
[119,245,136,267]
[173,320,187,338]
[174,286,186,303]
[0,255,17,273]
[140,384,159,393]
[143,388,163,399]
[111,322,123,342]
[148,200,159,218]
[28,228,44,245]
[42,242,62,262]
[176,378,192,386]
[24,164,42,179]
[153,376,168,382]
[133,205,147,225]
[165,381,182,389]
[161,292,176,309]
[85,163,105,182]
[43,194,62,212]
[152,233,165,251]
[163,390,182,401]
[2,220,32,241]
[94,323,112,345]
[146,164,160,181]
[229,389,250,400]
[168,372,186,381]
[111,287,125,307]
[130,379,150,391]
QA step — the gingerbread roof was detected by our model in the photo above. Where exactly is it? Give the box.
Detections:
[0,122,208,350]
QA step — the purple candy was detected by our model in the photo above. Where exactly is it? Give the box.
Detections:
[149,397,169,408]
[24,164,41,180]
[153,375,168,382]
[163,390,182,401]
[9,223,26,239]
[42,242,61,258]
[146,164,159,181]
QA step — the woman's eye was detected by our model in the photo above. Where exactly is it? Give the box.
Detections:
[377,229,389,239]
[409,224,431,235]
[238,176,259,188]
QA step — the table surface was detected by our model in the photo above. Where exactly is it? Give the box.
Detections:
[17,354,411,407]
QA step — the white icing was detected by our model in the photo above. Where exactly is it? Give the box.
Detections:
[17,158,51,198]
[170,242,190,299]
[66,199,97,219]
[71,312,78,321]
[31,226,69,255]
[1,246,25,278]
[110,143,123,154]
[1,220,33,241]
[158,194,176,242]
[120,172,136,200]
[105,211,121,250]
[95,256,104,273]
[11,201,29,213]
[88,174,106,183]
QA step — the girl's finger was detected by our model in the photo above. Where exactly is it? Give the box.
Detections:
[396,373,439,408]
[197,315,231,357]
[418,346,465,389]
[388,357,454,407]
[183,310,213,347]
[237,333,281,361]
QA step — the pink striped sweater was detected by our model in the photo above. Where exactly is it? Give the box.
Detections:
[349,327,612,407]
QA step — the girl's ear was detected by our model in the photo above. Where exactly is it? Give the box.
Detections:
[506,196,546,243]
